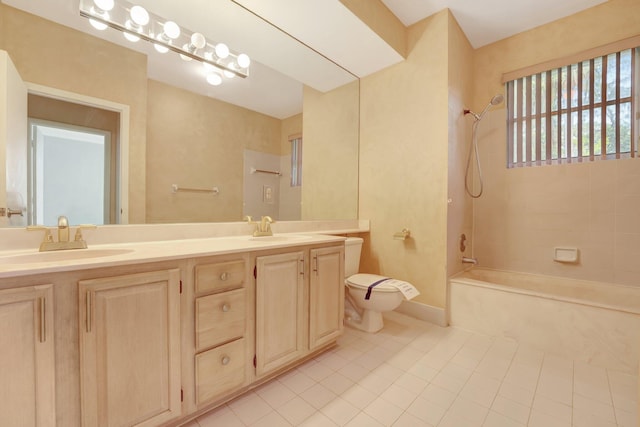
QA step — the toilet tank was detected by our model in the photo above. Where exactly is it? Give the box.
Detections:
[344,237,363,278]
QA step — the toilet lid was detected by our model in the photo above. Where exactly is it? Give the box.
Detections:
[345,273,399,293]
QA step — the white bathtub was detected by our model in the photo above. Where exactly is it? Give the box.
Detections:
[449,268,640,373]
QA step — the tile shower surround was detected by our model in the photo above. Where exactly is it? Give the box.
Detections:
[182,312,637,427]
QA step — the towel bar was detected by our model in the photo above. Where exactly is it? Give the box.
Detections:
[250,167,281,176]
[171,184,220,195]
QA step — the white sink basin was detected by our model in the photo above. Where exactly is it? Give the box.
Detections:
[0,248,135,264]
[247,234,313,242]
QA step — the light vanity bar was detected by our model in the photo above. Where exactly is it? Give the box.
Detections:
[79,0,250,80]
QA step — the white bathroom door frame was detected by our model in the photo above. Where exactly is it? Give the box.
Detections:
[24,82,130,224]
[0,50,28,227]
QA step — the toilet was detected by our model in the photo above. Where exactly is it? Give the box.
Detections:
[344,237,413,333]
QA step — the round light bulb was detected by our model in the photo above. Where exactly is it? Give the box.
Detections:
[130,5,149,26]
[206,73,222,86]
[93,0,114,12]
[191,32,206,49]
[223,63,236,79]
[124,32,140,42]
[163,21,180,39]
[180,44,193,61]
[237,53,251,69]
[203,52,215,71]
[89,5,110,30]
[89,18,108,31]
[154,44,169,53]
[124,20,140,42]
[215,43,229,59]
[154,35,169,53]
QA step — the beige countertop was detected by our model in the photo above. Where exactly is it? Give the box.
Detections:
[0,233,346,278]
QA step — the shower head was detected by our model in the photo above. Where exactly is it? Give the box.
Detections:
[490,94,504,106]
[464,94,504,121]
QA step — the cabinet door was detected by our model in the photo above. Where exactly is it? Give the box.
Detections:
[79,269,181,427]
[309,246,345,350]
[255,251,305,376]
[0,285,55,427]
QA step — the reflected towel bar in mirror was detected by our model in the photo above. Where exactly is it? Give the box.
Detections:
[171,184,220,195]
[250,167,281,176]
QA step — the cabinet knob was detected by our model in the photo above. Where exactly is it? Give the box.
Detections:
[221,355,230,365]
[220,272,229,281]
[221,303,230,312]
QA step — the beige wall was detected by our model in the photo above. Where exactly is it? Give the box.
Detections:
[302,81,359,220]
[145,79,282,223]
[0,4,148,223]
[472,0,640,285]
[446,12,474,278]
[339,0,406,58]
[359,10,450,308]
[358,0,640,307]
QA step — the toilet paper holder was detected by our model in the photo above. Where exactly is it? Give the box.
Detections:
[5,192,25,217]
[0,207,24,217]
[393,228,411,240]
[7,208,23,217]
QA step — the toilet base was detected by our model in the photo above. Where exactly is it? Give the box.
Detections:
[345,309,384,333]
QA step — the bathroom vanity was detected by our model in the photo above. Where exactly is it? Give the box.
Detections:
[0,232,347,427]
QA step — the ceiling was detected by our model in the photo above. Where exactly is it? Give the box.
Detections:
[381,0,607,49]
[2,0,606,118]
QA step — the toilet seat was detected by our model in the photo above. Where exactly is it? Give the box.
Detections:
[346,273,401,293]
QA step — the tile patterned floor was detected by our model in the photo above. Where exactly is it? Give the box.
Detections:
[183,312,638,427]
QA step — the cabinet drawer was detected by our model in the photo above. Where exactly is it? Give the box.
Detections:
[196,288,245,351]
[195,338,245,405]
[195,260,246,294]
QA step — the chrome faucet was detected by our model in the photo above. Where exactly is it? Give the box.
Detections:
[27,216,96,252]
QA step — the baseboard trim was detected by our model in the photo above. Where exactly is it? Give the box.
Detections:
[395,300,447,327]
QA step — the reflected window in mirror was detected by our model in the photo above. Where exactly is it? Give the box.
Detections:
[290,134,303,187]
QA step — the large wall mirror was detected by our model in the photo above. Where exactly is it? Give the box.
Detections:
[0,0,360,227]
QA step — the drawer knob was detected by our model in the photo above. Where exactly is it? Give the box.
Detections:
[222,303,230,312]
[220,272,229,281]
[221,355,230,365]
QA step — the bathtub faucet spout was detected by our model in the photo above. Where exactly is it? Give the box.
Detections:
[462,256,478,265]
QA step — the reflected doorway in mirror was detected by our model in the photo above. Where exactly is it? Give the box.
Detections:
[28,119,112,226]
